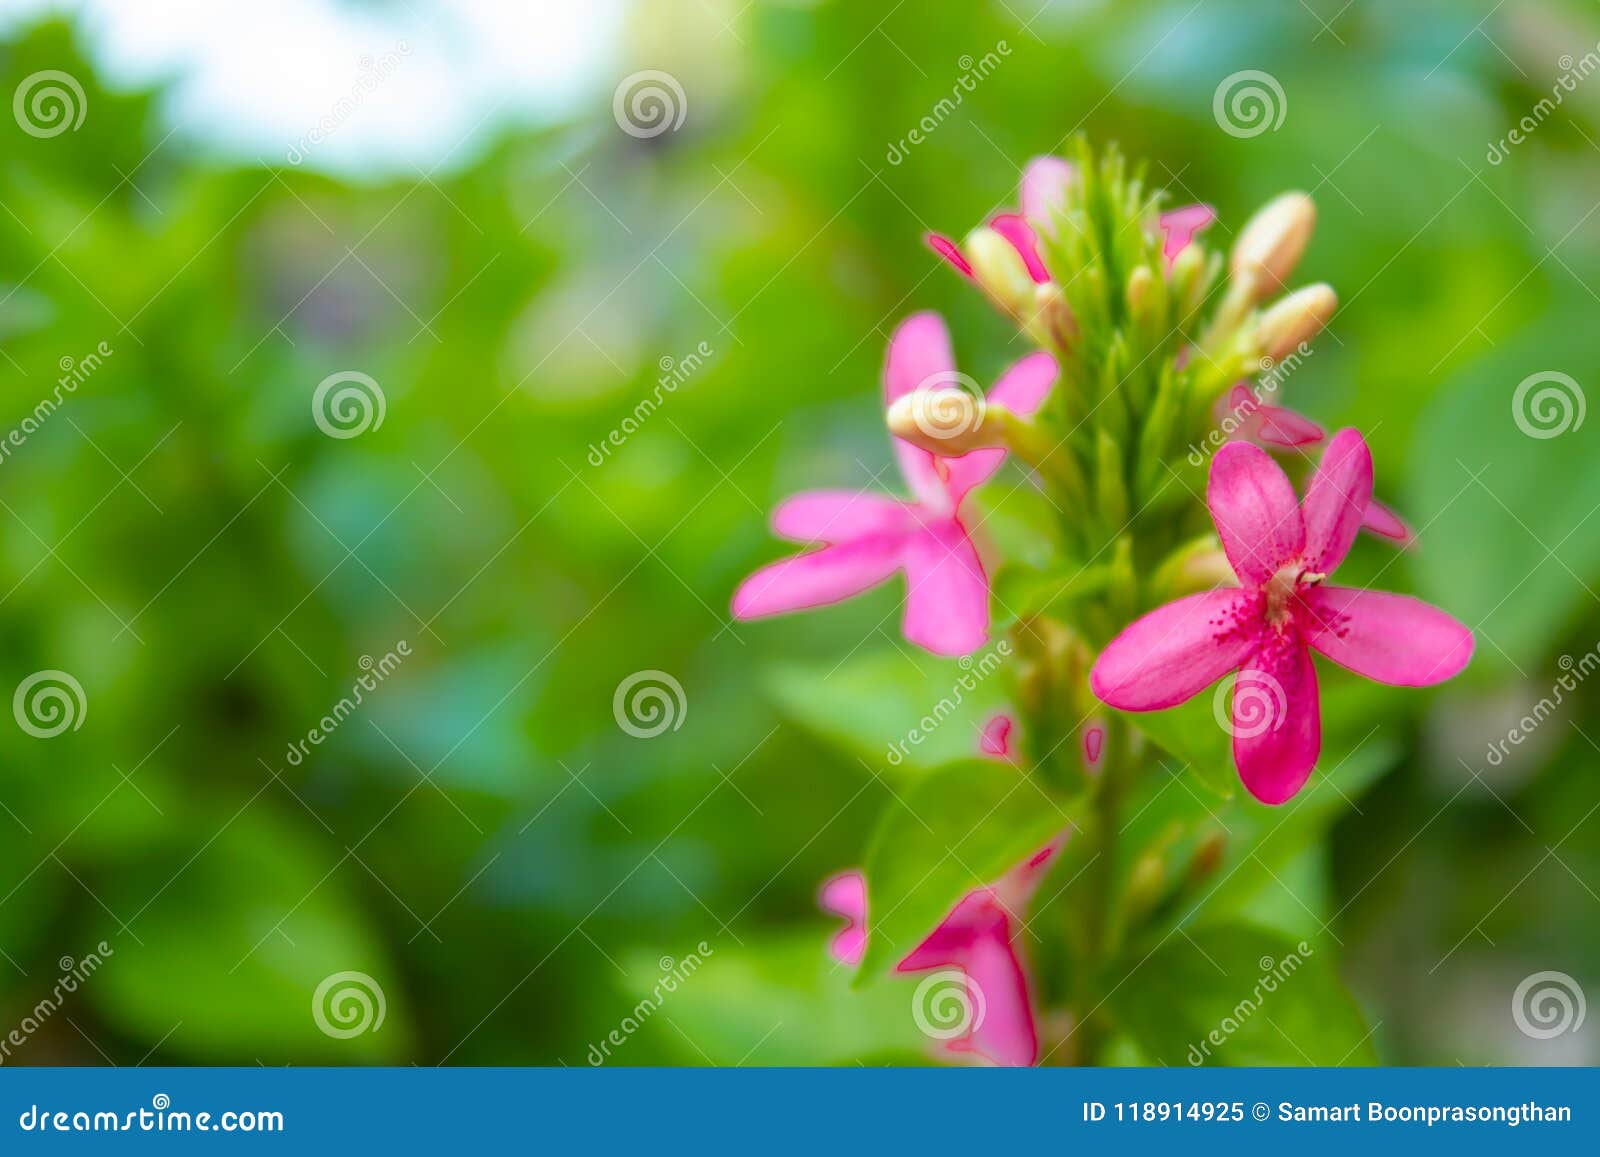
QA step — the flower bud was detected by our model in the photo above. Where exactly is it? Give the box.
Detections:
[1126,265,1155,320]
[1028,282,1079,349]
[964,226,1036,314]
[1254,283,1336,361]
[1231,191,1315,299]
[886,389,1001,456]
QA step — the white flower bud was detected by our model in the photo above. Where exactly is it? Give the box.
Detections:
[1255,283,1336,360]
[886,389,1002,456]
[964,226,1036,314]
[1231,192,1316,299]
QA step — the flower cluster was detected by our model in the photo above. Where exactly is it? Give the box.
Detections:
[732,142,1472,1065]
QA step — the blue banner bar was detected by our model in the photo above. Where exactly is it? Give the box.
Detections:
[0,1068,1593,1151]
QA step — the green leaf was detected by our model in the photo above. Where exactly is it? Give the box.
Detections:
[765,650,1012,773]
[1117,694,1236,799]
[1110,923,1376,1065]
[857,759,1082,982]
[91,807,412,1062]
[608,933,927,1065]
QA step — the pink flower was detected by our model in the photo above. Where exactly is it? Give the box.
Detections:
[818,715,1061,1066]
[819,841,1061,1067]
[731,313,1056,656]
[927,158,1214,285]
[1158,202,1216,271]
[1090,431,1472,804]
[1217,383,1415,546]
[927,157,1074,285]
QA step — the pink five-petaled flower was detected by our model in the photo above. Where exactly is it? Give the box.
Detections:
[819,716,1061,1067]
[731,313,1056,657]
[1090,430,1472,804]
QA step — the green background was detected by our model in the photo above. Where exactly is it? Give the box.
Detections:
[0,0,1596,1065]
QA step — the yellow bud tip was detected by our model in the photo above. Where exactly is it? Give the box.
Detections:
[1256,283,1336,361]
[1232,191,1316,298]
[964,226,1037,313]
[885,389,1000,455]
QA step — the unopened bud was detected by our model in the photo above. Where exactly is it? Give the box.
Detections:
[1028,282,1079,349]
[965,226,1036,314]
[1254,283,1336,361]
[886,389,1000,455]
[1231,191,1316,300]
[1126,265,1155,319]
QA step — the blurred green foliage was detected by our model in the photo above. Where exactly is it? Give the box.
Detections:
[0,0,1597,1064]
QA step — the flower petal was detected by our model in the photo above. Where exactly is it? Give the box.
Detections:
[1159,202,1215,271]
[885,313,960,509]
[1020,156,1075,229]
[819,871,867,966]
[1299,585,1473,686]
[1090,588,1259,711]
[901,519,989,656]
[926,233,974,278]
[938,352,1059,503]
[1232,636,1320,805]
[1252,403,1326,449]
[1208,441,1305,585]
[771,491,911,544]
[989,213,1050,284]
[950,934,1039,1066]
[1361,498,1413,545]
[731,535,904,619]
[1301,428,1373,574]
[979,714,1014,759]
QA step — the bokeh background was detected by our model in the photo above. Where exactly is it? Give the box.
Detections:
[0,0,1596,1065]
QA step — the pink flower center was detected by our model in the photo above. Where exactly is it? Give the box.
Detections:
[1263,562,1325,629]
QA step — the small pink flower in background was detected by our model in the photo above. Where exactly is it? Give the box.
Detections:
[817,714,1063,1066]
[1090,430,1472,804]
[1158,202,1215,271]
[1082,725,1105,770]
[1218,383,1415,547]
[819,838,1061,1067]
[927,157,1075,284]
[732,313,1056,656]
